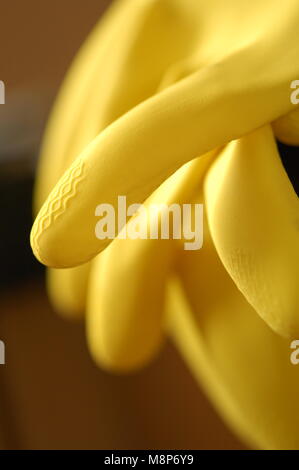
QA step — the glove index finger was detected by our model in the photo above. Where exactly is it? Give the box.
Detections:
[31,46,298,268]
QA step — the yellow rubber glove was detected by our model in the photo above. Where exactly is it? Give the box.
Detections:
[31,0,299,267]
[87,152,215,371]
[30,0,299,449]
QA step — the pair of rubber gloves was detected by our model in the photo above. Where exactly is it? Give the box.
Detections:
[31,0,299,449]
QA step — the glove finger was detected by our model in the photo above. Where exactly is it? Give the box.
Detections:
[38,0,194,314]
[204,125,299,337]
[86,152,213,372]
[35,1,132,319]
[87,238,171,373]
[31,41,299,268]
[169,200,299,450]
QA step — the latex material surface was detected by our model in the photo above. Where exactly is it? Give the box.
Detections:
[31,0,299,449]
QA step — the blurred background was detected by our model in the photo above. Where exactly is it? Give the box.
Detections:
[2,0,296,450]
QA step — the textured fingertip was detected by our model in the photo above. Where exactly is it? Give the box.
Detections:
[30,156,94,268]
[30,216,76,269]
[30,222,43,265]
[30,217,63,268]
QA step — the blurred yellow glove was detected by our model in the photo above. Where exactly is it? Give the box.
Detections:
[30,0,299,449]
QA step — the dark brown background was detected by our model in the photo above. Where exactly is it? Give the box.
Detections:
[0,0,245,449]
